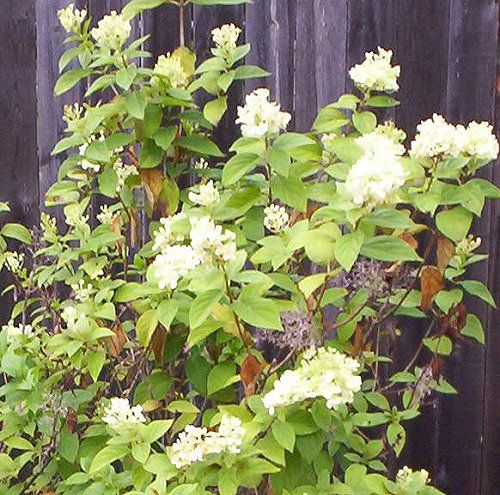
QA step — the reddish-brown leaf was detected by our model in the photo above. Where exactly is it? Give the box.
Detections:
[431,356,442,380]
[140,168,164,210]
[420,265,444,311]
[400,233,418,250]
[437,235,455,274]
[107,321,127,358]
[66,409,78,433]
[241,353,263,397]
[353,322,365,356]
[151,326,167,363]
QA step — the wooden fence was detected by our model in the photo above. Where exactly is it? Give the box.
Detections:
[0,1,498,494]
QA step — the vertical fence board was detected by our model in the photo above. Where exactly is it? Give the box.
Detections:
[36,0,89,216]
[245,0,295,121]
[193,4,245,150]
[0,2,39,228]
[444,2,499,495]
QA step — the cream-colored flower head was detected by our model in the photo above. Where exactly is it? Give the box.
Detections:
[91,11,131,50]
[58,4,87,33]
[349,47,400,92]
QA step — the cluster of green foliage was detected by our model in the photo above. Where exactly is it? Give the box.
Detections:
[0,1,497,495]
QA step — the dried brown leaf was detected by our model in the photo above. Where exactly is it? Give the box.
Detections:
[420,265,444,311]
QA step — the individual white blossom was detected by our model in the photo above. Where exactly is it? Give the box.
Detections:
[456,121,499,161]
[211,23,242,52]
[189,217,237,263]
[151,245,201,290]
[194,158,208,170]
[410,114,459,159]
[236,88,291,139]
[114,159,138,191]
[102,397,146,432]
[349,47,400,93]
[97,205,118,225]
[396,466,431,490]
[58,4,87,34]
[188,180,220,207]
[262,347,362,415]
[169,414,246,469]
[153,53,189,88]
[152,213,187,252]
[344,132,407,208]
[2,322,34,342]
[263,204,289,233]
[91,11,131,51]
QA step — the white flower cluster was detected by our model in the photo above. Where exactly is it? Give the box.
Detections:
[63,102,84,126]
[1,251,25,275]
[396,466,431,490]
[262,347,362,415]
[114,159,138,191]
[456,235,481,257]
[151,215,236,290]
[71,280,95,302]
[2,322,34,343]
[97,205,119,225]
[190,217,237,263]
[264,204,289,233]
[349,47,400,93]
[188,180,220,207]
[102,397,146,432]
[58,4,87,34]
[152,245,201,290]
[153,53,189,88]
[195,158,208,170]
[236,88,291,139]
[212,23,242,52]
[344,131,407,208]
[410,114,499,162]
[169,415,246,469]
[91,11,131,51]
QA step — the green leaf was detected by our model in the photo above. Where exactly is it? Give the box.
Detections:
[87,349,106,382]
[435,207,473,242]
[272,419,296,453]
[154,126,177,150]
[1,224,32,244]
[365,208,416,229]
[175,135,224,157]
[299,273,328,299]
[54,68,92,95]
[157,299,178,329]
[387,423,406,457]
[219,466,238,495]
[328,136,364,164]
[140,141,164,168]
[125,92,147,119]
[207,362,239,395]
[59,47,80,73]
[423,336,452,356]
[352,111,377,134]
[132,442,150,463]
[234,65,271,80]
[364,95,400,107]
[271,175,307,212]
[222,153,259,185]
[334,231,364,271]
[189,290,223,329]
[170,485,198,495]
[116,66,137,90]
[203,96,227,126]
[122,0,166,19]
[143,419,173,443]
[361,236,421,262]
[273,133,315,153]
[459,280,496,308]
[461,314,485,344]
[136,309,159,347]
[233,296,282,330]
[89,444,129,473]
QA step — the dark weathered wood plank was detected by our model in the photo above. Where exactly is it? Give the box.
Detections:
[37,0,89,214]
[0,2,39,227]
[390,0,450,478]
[193,3,245,151]
[245,0,295,124]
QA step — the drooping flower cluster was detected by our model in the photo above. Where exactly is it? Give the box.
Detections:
[410,114,499,162]
[150,215,237,290]
[91,11,131,51]
[349,47,400,92]
[236,88,291,139]
[262,347,362,415]
[2,322,34,343]
[114,159,138,191]
[153,53,189,88]
[344,131,407,208]
[188,180,220,207]
[58,3,87,34]
[212,23,242,52]
[263,203,289,233]
[102,397,146,432]
[396,466,431,491]
[169,415,246,469]
[1,251,25,275]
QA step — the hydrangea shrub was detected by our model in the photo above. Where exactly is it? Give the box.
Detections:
[0,1,498,495]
